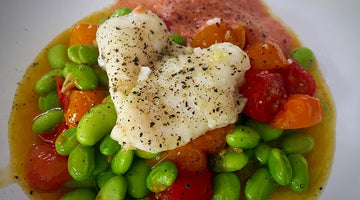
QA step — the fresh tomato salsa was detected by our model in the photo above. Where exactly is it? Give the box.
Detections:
[6,0,335,200]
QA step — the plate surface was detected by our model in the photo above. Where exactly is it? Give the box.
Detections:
[0,0,359,199]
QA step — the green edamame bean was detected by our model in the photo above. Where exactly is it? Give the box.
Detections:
[290,47,314,69]
[100,135,121,156]
[281,133,314,154]
[48,44,68,69]
[38,90,61,112]
[125,159,151,198]
[71,64,98,90]
[245,168,274,200]
[97,170,116,189]
[63,62,76,77]
[111,149,134,175]
[78,45,99,65]
[94,66,109,87]
[212,172,241,200]
[64,176,96,188]
[268,148,293,185]
[68,144,95,181]
[211,151,249,172]
[35,69,62,94]
[146,161,178,193]
[170,34,185,45]
[254,143,272,165]
[32,109,64,133]
[226,125,260,149]
[135,149,160,159]
[245,119,283,142]
[112,7,132,17]
[97,175,127,200]
[288,154,309,193]
[67,45,82,64]
[77,101,117,146]
[60,188,96,200]
[55,127,78,156]
[93,152,110,175]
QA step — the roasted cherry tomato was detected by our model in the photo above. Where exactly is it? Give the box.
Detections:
[245,42,289,69]
[161,143,207,175]
[26,144,72,191]
[280,59,316,96]
[64,89,105,127]
[55,76,70,110]
[239,67,287,122]
[69,23,98,46]
[191,125,234,154]
[151,171,213,200]
[38,123,68,145]
[271,94,323,129]
[190,23,246,49]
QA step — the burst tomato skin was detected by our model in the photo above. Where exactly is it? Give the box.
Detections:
[239,67,287,122]
[280,59,316,96]
[151,171,213,200]
[26,144,72,191]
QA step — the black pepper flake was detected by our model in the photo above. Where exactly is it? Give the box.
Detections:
[14,175,19,179]
[150,122,155,127]
[29,191,33,195]
[133,56,139,66]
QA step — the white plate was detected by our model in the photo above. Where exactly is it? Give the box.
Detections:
[1,0,359,199]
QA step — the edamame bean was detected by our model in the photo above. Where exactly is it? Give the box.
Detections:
[32,109,63,133]
[70,64,98,90]
[281,133,314,154]
[170,34,185,45]
[254,143,272,165]
[97,170,116,189]
[268,148,293,185]
[38,90,61,112]
[79,45,99,65]
[135,149,160,159]
[212,172,241,200]
[48,44,68,69]
[77,101,117,146]
[211,151,249,172]
[96,175,127,200]
[35,69,62,94]
[112,7,132,17]
[226,126,260,149]
[55,127,78,156]
[111,149,134,175]
[93,151,110,175]
[290,47,314,69]
[288,154,309,193]
[60,188,96,200]
[67,45,82,64]
[125,159,151,198]
[146,161,178,193]
[94,66,109,87]
[63,62,76,77]
[100,135,121,156]
[64,176,96,188]
[245,119,283,142]
[68,144,95,181]
[245,168,274,200]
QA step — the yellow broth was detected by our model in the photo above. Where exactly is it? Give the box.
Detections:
[7,5,335,200]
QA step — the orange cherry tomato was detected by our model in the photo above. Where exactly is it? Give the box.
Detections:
[69,23,98,46]
[161,143,207,175]
[191,125,234,154]
[64,90,106,127]
[190,23,246,49]
[245,42,289,69]
[271,94,324,129]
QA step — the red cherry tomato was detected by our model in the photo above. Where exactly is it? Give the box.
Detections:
[280,59,317,96]
[26,144,72,191]
[38,123,68,145]
[151,171,213,200]
[55,76,70,110]
[239,67,287,122]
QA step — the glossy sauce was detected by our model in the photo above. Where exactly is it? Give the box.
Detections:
[6,1,335,200]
